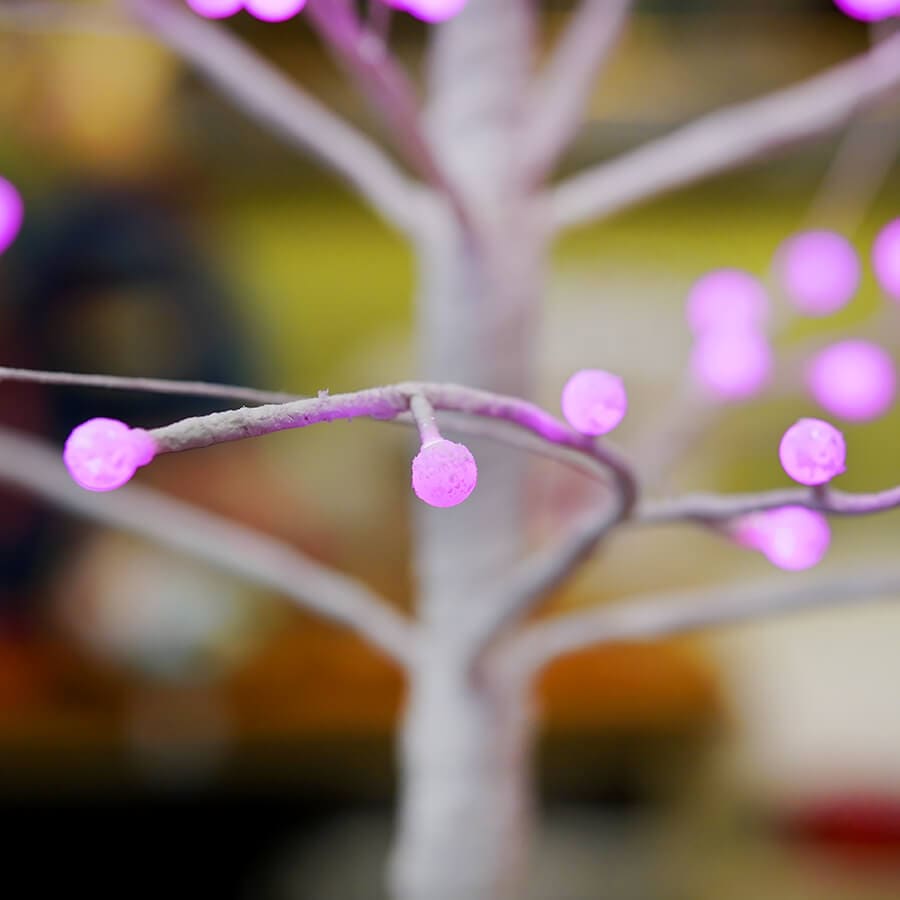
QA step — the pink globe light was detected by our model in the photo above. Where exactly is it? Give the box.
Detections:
[63,418,156,492]
[185,0,243,18]
[560,369,627,436]
[807,339,896,422]
[779,418,846,486]
[776,230,860,316]
[873,218,900,301]
[685,269,769,334]
[389,0,468,22]
[244,0,306,21]
[832,0,900,22]
[736,506,831,572]
[0,176,24,255]
[690,330,772,400]
[411,439,477,508]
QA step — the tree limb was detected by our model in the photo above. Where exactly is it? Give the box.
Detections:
[550,28,900,231]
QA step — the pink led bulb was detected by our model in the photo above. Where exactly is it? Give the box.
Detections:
[685,269,769,334]
[776,230,860,316]
[63,418,156,492]
[873,218,900,301]
[690,330,772,400]
[561,369,627,436]
[185,0,243,17]
[0,176,23,255]
[832,0,900,22]
[807,339,896,422]
[386,0,467,21]
[244,0,306,20]
[779,418,846,486]
[737,507,831,571]
[411,439,477,508]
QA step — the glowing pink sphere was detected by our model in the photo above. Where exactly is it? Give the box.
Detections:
[411,439,477,508]
[185,0,243,17]
[832,0,900,22]
[690,330,772,400]
[245,0,306,21]
[737,507,831,571]
[685,269,769,334]
[776,230,860,315]
[0,176,23,255]
[561,369,627,436]
[388,0,467,21]
[807,339,896,422]
[64,418,156,492]
[779,418,846,486]
[873,218,900,300]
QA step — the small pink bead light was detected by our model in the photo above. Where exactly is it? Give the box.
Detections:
[873,218,900,301]
[779,418,846,486]
[832,0,900,22]
[64,418,156,492]
[387,0,468,22]
[411,439,477,508]
[561,369,627,436]
[685,269,769,334]
[185,0,243,17]
[244,0,306,20]
[0,176,24,255]
[807,339,896,422]
[776,230,860,316]
[737,507,831,571]
[690,330,772,400]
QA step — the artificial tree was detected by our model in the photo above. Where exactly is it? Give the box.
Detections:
[3,1,900,898]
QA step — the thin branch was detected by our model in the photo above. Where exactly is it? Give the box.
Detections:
[550,28,900,231]
[524,0,631,182]
[0,426,418,666]
[123,0,427,234]
[498,562,900,678]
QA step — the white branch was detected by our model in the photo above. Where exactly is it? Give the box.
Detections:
[498,562,900,678]
[550,28,900,231]
[122,0,426,234]
[524,0,631,181]
[0,425,418,666]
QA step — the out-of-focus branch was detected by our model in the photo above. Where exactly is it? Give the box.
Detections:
[0,426,418,666]
[0,0,135,33]
[497,562,900,678]
[123,0,427,234]
[524,0,631,182]
[550,29,900,231]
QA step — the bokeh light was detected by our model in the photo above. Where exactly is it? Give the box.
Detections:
[389,0,468,22]
[690,330,772,400]
[64,418,156,492]
[185,0,243,18]
[872,218,900,300]
[560,369,628,436]
[685,269,769,334]
[244,0,307,21]
[779,418,846,486]
[776,230,860,315]
[736,507,831,572]
[0,176,24,255]
[807,339,896,422]
[411,439,477,508]
[832,0,900,22]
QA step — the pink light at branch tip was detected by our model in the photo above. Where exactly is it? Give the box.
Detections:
[386,0,468,22]
[64,418,156,492]
[832,0,900,22]
[561,369,627,436]
[779,418,846,486]
[873,218,900,300]
[776,230,860,316]
[807,339,896,422]
[244,0,307,21]
[411,439,477,508]
[736,507,831,571]
[185,0,243,18]
[685,269,769,334]
[690,330,772,400]
[0,176,23,255]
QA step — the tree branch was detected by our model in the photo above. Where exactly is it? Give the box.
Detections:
[524,0,631,182]
[550,28,900,231]
[498,562,900,678]
[122,0,427,234]
[0,426,418,666]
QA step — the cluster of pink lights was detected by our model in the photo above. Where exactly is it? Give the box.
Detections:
[186,0,306,22]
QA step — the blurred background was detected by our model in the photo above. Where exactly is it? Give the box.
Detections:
[1,0,899,897]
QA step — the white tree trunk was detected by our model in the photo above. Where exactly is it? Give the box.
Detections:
[390,2,544,897]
